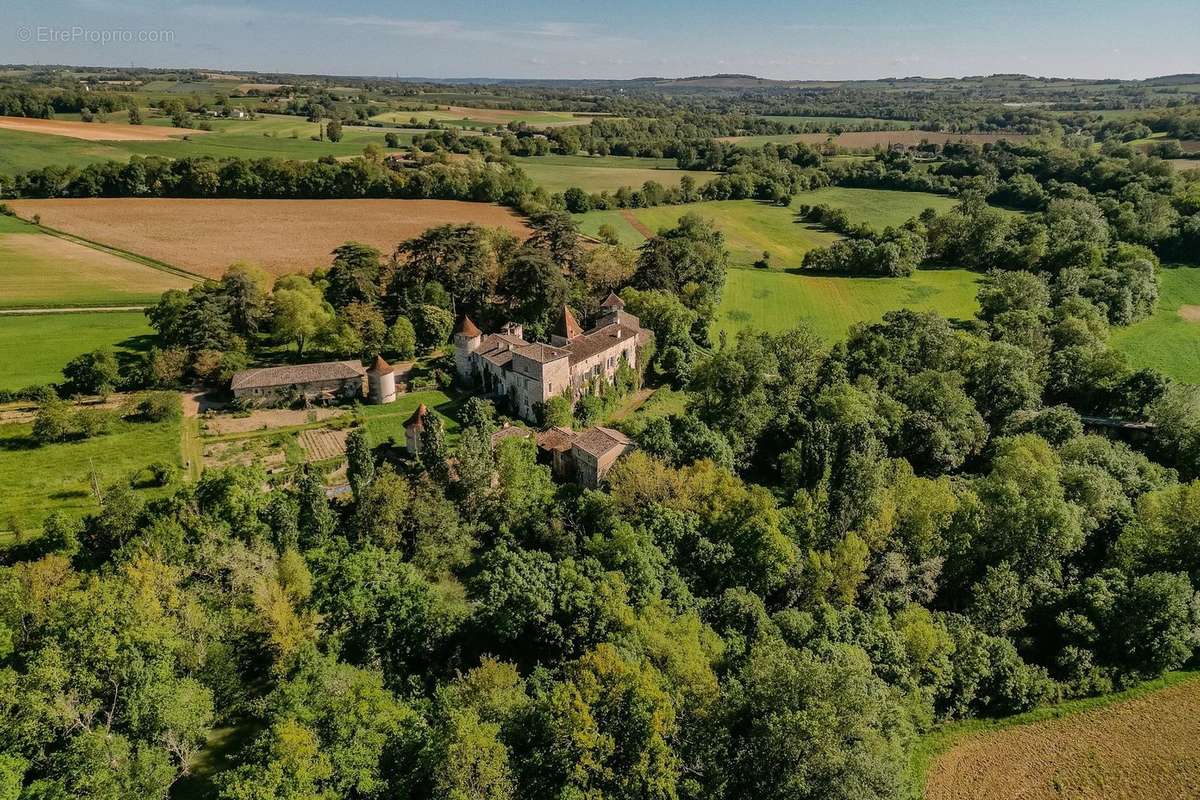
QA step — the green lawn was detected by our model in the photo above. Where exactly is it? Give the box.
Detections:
[574,191,961,269]
[357,390,463,448]
[797,186,961,230]
[715,266,981,342]
[1111,265,1200,384]
[0,311,155,390]
[0,416,181,533]
[0,215,194,308]
[576,200,842,268]
[514,155,715,194]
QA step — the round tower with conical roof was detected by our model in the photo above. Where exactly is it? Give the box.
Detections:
[367,355,396,404]
[453,315,483,383]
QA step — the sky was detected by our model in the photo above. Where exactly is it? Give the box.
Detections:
[4,0,1199,82]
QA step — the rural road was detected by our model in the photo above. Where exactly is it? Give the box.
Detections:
[0,305,148,315]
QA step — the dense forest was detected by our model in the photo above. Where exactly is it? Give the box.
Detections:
[2,66,1200,800]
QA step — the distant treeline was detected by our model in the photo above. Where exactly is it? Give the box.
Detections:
[0,155,535,204]
[0,87,134,118]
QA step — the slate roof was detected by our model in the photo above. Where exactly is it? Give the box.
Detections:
[231,360,365,391]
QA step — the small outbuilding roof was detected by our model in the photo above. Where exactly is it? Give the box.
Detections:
[404,403,429,431]
[600,292,625,309]
[367,355,391,374]
[572,426,632,458]
[231,360,365,391]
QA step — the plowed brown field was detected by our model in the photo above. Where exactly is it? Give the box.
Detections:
[7,198,531,279]
[0,115,205,140]
[926,677,1200,800]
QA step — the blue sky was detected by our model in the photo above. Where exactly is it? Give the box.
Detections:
[4,0,1199,81]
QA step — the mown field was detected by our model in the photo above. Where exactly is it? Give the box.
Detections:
[715,267,981,342]
[575,190,956,268]
[514,155,715,194]
[1111,265,1200,384]
[0,214,195,308]
[0,311,155,391]
[0,113,427,175]
[0,415,181,533]
[798,186,961,229]
[577,200,840,267]
[922,672,1200,800]
[6,198,531,279]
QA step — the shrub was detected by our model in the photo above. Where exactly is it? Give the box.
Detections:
[147,461,179,487]
[32,399,75,444]
[136,391,183,422]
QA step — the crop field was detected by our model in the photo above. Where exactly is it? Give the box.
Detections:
[514,155,716,194]
[718,130,1036,149]
[715,266,980,342]
[0,114,427,175]
[0,414,181,533]
[371,106,592,129]
[1169,158,1200,171]
[0,214,195,309]
[0,311,155,391]
[6,198,532,279]
[923,673,1200,800]
[0,114,205,140]
[754,115,917,128]
[576,200,841,267]
[1111,265,1200,383]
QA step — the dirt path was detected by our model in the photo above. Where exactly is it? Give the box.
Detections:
[0,305,148,315]
[620,209,655,240]
[926,676,1200,800]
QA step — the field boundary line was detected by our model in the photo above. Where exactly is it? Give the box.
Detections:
[0,305,148,315]
[16,217,206,283]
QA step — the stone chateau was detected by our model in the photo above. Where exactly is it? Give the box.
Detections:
[453,293,651,423]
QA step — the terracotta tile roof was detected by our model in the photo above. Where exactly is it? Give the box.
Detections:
[601,292,624,309]
[514,342,570,365]
[571,426,633,458]
[456,315,482,337]
[555,305,583,340]
[536,426,576,452]
[368,354,391,374]
[231,360,365,391]
[565,323,642,366]
[404,403,428,430]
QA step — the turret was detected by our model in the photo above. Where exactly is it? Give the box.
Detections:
[453,315,483,382]
[549,305,583,347]
[367,355,396,404]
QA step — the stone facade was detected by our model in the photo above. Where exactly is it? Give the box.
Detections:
[231,361,366,406]
[453,294,650,423]
[535,425,634,488]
